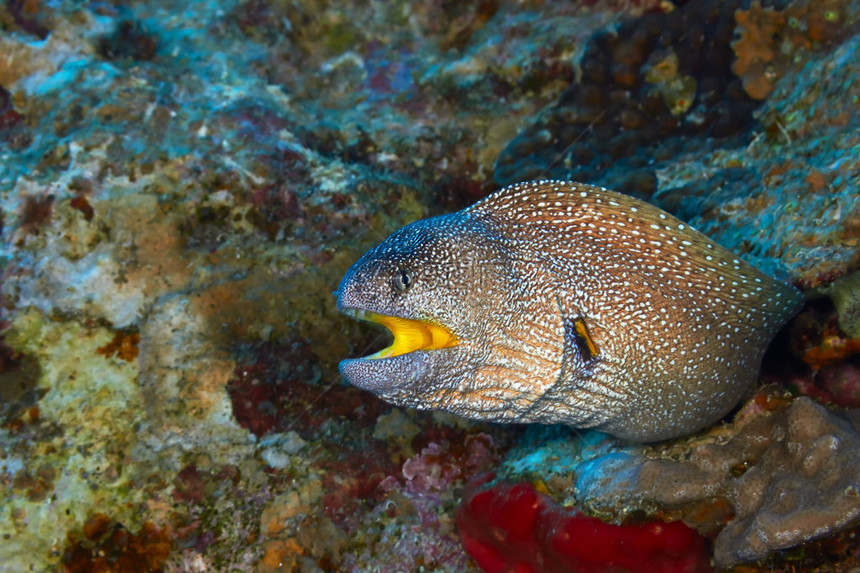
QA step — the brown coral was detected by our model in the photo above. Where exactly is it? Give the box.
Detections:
[494,0,763,194]
[63,516,173,573]
[731,2,786,100]
[714,398,860,565]
[97,330,141,362]
[575,397,860,568]
[732,0,851,100]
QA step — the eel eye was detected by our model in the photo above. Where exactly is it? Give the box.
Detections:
[393,269,413,293]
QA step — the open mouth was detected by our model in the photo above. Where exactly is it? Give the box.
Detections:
[343,308,458,359]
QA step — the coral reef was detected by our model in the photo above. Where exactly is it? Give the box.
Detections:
[255,422,507,572]
[495,0,763,195]
[0,85,25,133]
[713,398,860,566]
[494,397,860,570]
[63,514,172,573]
[0,0,858,570]
[495,0,859,285]
[653,32,860,286]
[818,270,860,339]
[792,297,860,372]
[732,0,852,100]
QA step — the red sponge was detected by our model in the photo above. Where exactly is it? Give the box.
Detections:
[457,475,712,573]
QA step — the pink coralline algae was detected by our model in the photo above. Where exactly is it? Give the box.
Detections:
[403,434,498,493]
[457,475,712,573]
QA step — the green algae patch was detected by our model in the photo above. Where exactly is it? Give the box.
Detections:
[5,309,144,440]
[0,309,153,571]
[819,270,860,339]
[1,308,264,572]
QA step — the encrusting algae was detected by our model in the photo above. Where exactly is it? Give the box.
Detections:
[338,180,803,441]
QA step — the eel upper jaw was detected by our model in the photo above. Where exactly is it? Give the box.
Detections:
[340,307,459,361]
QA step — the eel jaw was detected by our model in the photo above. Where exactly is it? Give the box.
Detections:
[341,308,459,360]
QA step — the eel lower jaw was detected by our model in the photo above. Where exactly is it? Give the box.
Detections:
[341,308,459,360]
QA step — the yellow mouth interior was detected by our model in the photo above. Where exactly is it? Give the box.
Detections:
[364,311,458,359]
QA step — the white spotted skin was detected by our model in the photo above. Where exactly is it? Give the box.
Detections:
[337,180,803,441]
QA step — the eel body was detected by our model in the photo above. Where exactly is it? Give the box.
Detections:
[336,180,803,441]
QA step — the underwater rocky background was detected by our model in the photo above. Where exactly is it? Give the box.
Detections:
[0,0,858,571]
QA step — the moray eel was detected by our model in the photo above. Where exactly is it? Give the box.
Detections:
[336,180,803,441]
